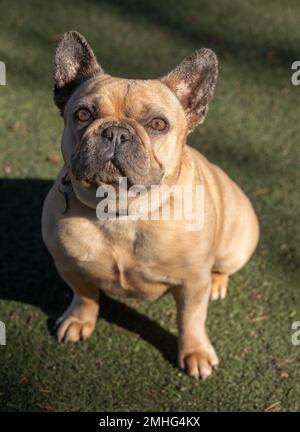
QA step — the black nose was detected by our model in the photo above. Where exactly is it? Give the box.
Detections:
[101,125,131,147]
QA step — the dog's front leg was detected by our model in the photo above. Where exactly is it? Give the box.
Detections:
[55,267,99,343]
[172,275,219,379]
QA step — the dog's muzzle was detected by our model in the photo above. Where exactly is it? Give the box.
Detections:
[99,121,134,163]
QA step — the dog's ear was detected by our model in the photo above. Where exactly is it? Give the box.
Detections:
[161,49,218,130]
[53,31,104,114]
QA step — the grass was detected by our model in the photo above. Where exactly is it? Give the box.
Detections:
[0,0,299,412]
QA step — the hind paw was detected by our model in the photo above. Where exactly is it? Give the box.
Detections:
[211,272,229,301]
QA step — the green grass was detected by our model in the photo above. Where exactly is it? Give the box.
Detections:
[0,0,299,412]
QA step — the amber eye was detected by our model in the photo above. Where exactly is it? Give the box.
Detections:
[149,118,168,131]
[75,108,92,122]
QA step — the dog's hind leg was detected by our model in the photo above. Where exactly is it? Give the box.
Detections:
[210,272,229,301]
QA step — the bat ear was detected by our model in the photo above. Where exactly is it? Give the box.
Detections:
[53,31,104,114]
[161,49,218,130]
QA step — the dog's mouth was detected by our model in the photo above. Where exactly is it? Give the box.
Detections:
[84,159,128,187]
[72,159,123,185]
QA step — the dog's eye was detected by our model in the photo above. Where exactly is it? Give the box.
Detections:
[75,108,92,123]
[148,118,168,131]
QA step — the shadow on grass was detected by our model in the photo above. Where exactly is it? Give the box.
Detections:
[1,0,292,93]
[0,178,177,365]
[96,0,295,68]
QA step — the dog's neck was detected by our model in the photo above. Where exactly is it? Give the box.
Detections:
[68,172,99,209]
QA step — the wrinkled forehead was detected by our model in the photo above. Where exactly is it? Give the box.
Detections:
[68,75,184,120]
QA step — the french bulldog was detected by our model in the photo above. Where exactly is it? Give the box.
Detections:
[42,31,259,379]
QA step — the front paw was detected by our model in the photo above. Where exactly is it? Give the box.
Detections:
[179,345,219,380]
[56,315,96,343]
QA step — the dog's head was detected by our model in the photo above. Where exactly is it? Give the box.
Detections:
[54,31,218,189]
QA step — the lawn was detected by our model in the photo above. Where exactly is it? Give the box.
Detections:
[0,0,299,412]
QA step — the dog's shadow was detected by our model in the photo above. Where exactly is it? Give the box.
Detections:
[0,178,177,365]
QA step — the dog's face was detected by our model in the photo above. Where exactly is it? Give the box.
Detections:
[54,32,218,189]
[61,77,185,188]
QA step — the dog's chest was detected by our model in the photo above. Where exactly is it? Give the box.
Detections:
[100,221,178,299]
[65,218,178,300]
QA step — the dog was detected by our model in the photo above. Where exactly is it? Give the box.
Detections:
[42,31,259,379]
